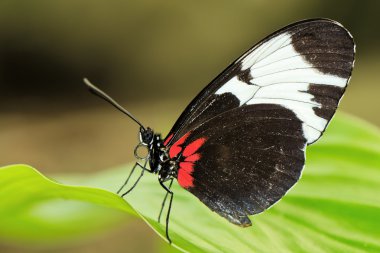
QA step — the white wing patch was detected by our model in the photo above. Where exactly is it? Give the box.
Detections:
[240,33,291,69]
[215,77,259,106]
[215,27,353,144]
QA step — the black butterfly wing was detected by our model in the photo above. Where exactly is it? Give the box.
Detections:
[171,104,306,225]
[164,18,355,147]
[164,19,355,225]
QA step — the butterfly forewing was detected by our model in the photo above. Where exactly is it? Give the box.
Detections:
[165,19,354,146]
[164,19,355,225]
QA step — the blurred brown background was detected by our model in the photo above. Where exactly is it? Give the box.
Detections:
[1,1,379,252]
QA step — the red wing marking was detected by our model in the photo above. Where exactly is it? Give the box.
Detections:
[185,153,201,162]
[169,132,191,158]
[169,133,207,189]
[177,137,206,189]
[179,162,194,174]
[163,133,173,146]
[182,138,207,157]
[178,169,194,188]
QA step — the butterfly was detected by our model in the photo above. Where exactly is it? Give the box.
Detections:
[84,18,355,243]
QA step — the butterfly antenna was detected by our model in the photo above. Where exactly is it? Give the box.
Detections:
[83,78,146,130]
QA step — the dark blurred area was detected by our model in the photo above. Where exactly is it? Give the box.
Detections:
[1,1,379,113]
[1,1,379,252]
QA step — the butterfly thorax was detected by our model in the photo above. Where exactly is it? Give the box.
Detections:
[138,127,178,182]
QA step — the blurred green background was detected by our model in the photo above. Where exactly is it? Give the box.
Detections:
[1,1,379,252]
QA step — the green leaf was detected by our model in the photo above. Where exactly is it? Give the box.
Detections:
[1,113,380,252]
[0,164,136,244]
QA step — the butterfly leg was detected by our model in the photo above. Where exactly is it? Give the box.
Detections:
[159,179,174,244]
[118,160,148,197]
[116,162,138,194]
[157,178,174,223]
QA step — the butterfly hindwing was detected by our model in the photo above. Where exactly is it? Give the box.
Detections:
[171,104,306,225]
[165,19,355,225]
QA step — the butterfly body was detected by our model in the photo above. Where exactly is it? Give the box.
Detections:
[141,129,176,181]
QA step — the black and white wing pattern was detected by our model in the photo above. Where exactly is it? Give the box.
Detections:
[164,19,355,226]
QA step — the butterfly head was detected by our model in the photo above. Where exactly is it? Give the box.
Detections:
[139,127,154,145]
